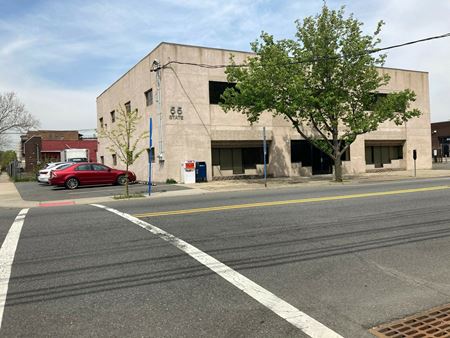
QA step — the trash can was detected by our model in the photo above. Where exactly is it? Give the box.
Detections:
[195,162,207,182]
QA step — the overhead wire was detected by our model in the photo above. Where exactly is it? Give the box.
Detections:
[147,32,450,145]
[150,32,450,71]
[165,66,212,138]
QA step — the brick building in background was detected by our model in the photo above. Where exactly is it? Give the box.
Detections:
[20,130,97,171]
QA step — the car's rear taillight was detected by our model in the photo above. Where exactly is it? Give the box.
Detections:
[50,171,57,178]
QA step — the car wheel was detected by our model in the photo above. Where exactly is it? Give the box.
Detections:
[65,177,79,190]
[117,175,128,185]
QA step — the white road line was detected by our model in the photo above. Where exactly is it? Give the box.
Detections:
[0,208,29,329]
[92,204,343,338]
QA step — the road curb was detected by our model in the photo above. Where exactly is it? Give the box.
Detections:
[1,171,449,209]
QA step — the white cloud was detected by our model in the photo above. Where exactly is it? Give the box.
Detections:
[368,0,450,122]
[0,0,448,146]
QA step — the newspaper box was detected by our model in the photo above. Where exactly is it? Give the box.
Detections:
[181,160,196,184]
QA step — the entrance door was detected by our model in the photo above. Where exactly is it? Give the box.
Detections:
[312,147,332,175]
[443,144,449,157]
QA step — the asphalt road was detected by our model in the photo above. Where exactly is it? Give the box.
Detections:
[1,177,450,337]
[14,181,190,201]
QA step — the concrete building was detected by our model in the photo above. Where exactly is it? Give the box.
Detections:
[97,42,432,182]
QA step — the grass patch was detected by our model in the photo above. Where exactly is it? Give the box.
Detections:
[113,193,145,200]
[13,175,37,182]
[166,178,177,184]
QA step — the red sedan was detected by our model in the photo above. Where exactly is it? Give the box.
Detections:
[49,163,137,189]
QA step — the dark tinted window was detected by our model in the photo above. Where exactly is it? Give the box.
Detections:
[75,164,91,171]
[92,164,109,171]
[69,158,88,162]
[209,81,236,104]
[125,102,131,113]
[55,163,72,170]
[365,93,388,110]
[291,140,312,166]
[242,147,267,169]
[211,147,268,171]
[145,89,153,106]
[292,140,350,163]
[147,147,155,163]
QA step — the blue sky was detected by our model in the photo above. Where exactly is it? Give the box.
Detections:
[0,0,449,138]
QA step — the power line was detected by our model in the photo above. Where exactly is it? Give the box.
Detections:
[371,32,450,53]
[151,32,450,71]
[166,66,212,138]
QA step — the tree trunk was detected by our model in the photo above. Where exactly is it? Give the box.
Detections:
[334,156,343,182]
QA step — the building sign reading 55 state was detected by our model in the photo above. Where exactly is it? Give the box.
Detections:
[169,106,183,120]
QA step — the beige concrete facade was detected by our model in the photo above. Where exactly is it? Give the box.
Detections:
[97,42,432,182]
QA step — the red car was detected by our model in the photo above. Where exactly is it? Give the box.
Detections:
[49,162,136,189]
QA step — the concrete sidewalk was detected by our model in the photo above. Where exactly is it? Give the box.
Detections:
[190,169,450,192]
[1,169,449,209]
[0,173,38,208]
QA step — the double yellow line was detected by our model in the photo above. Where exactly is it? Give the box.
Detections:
[133,185,450,218]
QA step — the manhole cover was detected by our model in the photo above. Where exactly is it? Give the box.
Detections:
[370,304,450,337]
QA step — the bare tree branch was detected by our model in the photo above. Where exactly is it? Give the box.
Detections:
[0,92,39,135]
[98,103,149,197]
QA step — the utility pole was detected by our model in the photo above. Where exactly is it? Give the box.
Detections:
[152,60,163,161]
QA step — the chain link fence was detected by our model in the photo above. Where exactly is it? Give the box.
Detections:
[5,159,30,181]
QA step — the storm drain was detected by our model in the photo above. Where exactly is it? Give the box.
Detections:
[370,304,450,337]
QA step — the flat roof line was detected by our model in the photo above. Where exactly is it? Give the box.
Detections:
[97,42,428,98]
[97,42,254,99]
[380,66,428,74]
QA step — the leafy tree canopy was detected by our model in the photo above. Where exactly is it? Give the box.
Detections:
[0,150,17,170]
[221,4,421,181]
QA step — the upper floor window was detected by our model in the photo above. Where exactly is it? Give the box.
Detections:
[99,117,104,128]
[209,81,236,105]
[365,93,388,111]
[145,89,153,106]
[112,154,117,166]
[124,101,131,113]
[110,110,115,123]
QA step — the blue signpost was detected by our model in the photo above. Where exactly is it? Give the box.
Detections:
[148,118,153,196]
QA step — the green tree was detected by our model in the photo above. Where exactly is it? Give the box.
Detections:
[221,4,420,182]
[98,104,148,197]
[0,150,17,171]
